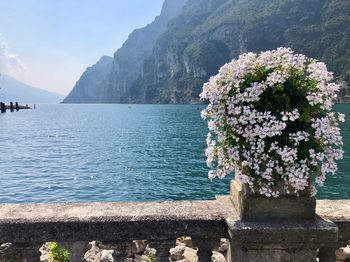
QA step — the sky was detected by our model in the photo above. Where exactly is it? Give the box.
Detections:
[0,0,165,95]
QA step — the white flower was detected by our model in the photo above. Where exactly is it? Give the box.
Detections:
[200,48,344,197]
[338,113,346,122]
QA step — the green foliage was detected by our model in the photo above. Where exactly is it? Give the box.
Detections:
[184,41,230,77]
[339,86,350,97]
[144,249,157,262]
[48,242,70,262]
[137,0,349,104]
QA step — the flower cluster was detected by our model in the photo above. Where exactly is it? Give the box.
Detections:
[200,48,345,197]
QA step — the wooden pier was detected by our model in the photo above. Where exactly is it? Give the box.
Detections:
[0,102,32,113]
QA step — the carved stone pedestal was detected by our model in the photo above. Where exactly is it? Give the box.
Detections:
[230,177,316,221]
[228,178,338,262]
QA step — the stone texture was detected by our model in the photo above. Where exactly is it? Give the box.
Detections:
[226,214,338,262]
[39,242,49,262]
[176,236,193,248]
[62,56,113,103]
[0,198,348,262]
[192,238,218,261]
[81,241,157,262]
[169,245,198,262]
[335,245,350,261]
[211,251,226,262]
[134,254,154,262]
[183,246,198,261]
[0,200,233,243]
[226,216,338,248]
[318,246,338,262]
[212,238,229,261]
[230,243,318,262]
[169,246,186,261]
[217,239,229,253]
[317,200,350,246]
[0,242,41,262]
[148,240,174,261]
[99,250,115,262]
[0,243,15,261]
[230,179,316,221]
[83,241,102,262]
[131,240,147,256]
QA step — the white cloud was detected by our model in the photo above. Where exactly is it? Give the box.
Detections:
[0,35,26,78]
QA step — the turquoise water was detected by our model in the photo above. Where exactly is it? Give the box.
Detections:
[0,104,349,203]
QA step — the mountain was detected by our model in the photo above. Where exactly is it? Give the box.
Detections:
[62,0,187,104]
[62,56,113,103]
[64,0,350,104]
[0,75,64,104]
[131,0,350,103]
[101,0,188,103]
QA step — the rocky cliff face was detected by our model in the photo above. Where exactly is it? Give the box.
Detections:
[130,0,350,104]
[64,0,350,104]
[63,0,187,104]
[62,56,112,103]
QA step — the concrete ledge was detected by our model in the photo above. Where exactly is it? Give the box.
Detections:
[0,198,348,249]
[226,215,338,248]
[0,198,236,243]
[317,200,350,245]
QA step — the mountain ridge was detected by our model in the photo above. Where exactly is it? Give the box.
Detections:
[63,0,187,104]
[62,55,113,103]
[63,0,350,104]
[0,75,64,104]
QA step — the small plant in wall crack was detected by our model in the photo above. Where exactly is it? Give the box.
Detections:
[47,242,70,262]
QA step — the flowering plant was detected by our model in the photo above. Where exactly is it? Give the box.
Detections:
[200,48,345,197]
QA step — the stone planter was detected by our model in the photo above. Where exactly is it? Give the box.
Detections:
[230,177,316,221]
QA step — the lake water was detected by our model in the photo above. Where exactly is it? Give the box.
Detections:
[0,104,349,203]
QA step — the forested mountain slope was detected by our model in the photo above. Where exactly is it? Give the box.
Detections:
[64,0,350,104]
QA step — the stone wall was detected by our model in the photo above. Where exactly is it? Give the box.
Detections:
[0,198,349,261]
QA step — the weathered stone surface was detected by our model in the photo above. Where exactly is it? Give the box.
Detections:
[0,198,348,262]
[318,246,338,262]
[169,246,186,261]
[0,200,233,243]
[211,251,226,262]
[230,179,316,221]
[218,239,229,253]
[134,254,154,262]
[148,239,175,261]
[131,240,147,255]
[83,241,102,262]
[0,243,15,261]
[0,242,42,262]
[226,212,338,262]
[99,250,115,262]
[39,242,49,262]
[317,200,350,245]
[169,244,198,262]
[230,243,318,262]
[81,241,157,262]
[183,246,198,261]
[226,215,338,248]
[335,245,350,261]
[176,236,193,248]
[192,238,218,261]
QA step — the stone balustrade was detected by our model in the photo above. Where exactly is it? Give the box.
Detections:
[0,197,349,261]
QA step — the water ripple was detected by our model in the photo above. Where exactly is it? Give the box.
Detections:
[0,104,349,203]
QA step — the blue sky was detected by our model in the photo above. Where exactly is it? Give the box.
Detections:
[0,0,164,95]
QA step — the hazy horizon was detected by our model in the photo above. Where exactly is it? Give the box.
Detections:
[0,0,165,95]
